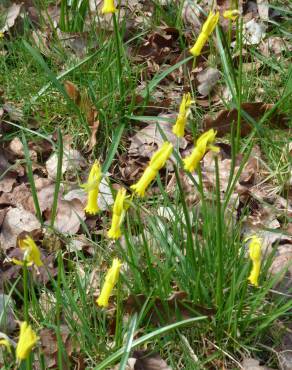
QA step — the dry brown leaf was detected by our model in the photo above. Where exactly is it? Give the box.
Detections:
[0,3,22,33]
[8,137,37,161]
[0,206,41,250]
[0,173,16,193]
[259,37,291,58]
[257,0,269,21]
[87,118,100,152]
[241,357,273,370]
[64,80,81,105]
[112,351,172,370]
[197,67,220,97]
[243,19,266,45]
[203,102,287,137]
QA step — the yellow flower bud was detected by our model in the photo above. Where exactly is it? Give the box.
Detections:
[223,9,240,21]
[131,142,173,197]
[96,258,122,308]
[12,236,43,267]
[190,11,220,56]
[101,0,116,14]
[83,161,102,215]
[247,235,262,287]
[183,129,219,172]
[16,322,38,361]
[108,188,127,239]
[0,339,11,353]
[172,93,193,138]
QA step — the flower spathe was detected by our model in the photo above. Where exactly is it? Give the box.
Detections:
[190,11,220,56]
[172,93,193,138]
[96,258,122,308]
[108,188,127,239]
[247,235,262,287]
[223,9,240,21]
[101,0,116,14]
[0,339,11,352]
[16,322,38,361]
[83,161,102,215]
[131,142,173,197]
[183,129,219,172]
[12,236,43,267]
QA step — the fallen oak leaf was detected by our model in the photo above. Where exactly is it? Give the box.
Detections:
[203,102,288,137]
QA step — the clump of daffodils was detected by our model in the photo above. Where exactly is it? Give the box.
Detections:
[12,236,43,267]
[190,11,220,56]
[16,322,38,361]
[172,93,193,138]
[102,0,116,14]
[223,9,240,21]
[97,258,122,308]
[183,129,219,172]
[131,142,173,197]
[83,161,102,215]
[108,188,128,239]
[247,235,262,287]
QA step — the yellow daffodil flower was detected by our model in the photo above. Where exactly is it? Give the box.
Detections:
[16,322,38,361]
[12,236,43,267]
[102,0,116,14]
[108,188,128,239]
[190,11,220,56]
[0,338,11,352]
[83,161,102,215]
[172,93,193,138]
[223,9,240,21]
[131,142,173,197]
[247,235,262,287]
[183,129,219,172]
[96,258,122,308]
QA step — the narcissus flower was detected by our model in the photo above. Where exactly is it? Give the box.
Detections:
[190,11,220,56]
[0,338,11,352]
[183,129,219,172]
[83,161,102,215]
[12,236,43,267]
[172,93,193,138]
[108,188,128,239]
[16,322,38,361]
[131,142,173,197]
[247,235,262,287]
[223,9,240,21]
[96,258,122,308]
[101,0,116,14]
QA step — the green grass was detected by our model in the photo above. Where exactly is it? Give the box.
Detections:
[0,0,292,369]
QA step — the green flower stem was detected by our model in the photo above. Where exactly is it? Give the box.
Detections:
[23,263,31,370]
[112,13,125,109]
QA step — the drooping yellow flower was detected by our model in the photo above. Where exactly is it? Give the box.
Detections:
[16,322,38,361]
[172,93,193,138]
[12,236,43,267]
[108,188,128,239]
[223,9,240,21]
[190,11,220,56]
[101,0,116,14]
[83,161,102,215]
[183,129,219,172]
[96,258,122,308]
[131,142,173,197]
[247,235,262,287]
[0,339,11,352]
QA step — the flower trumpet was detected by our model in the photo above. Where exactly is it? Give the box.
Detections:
[16,322,38,361]
[190,11,220,56]
[83,161,102,215]
[108,188,128,239]
[96,258,122,308]
[172,93,193,138]
[12,236,43,267]
[183,129,219,172]
[102,0,116,14]
[131,142,173,197]
[247,235,262,287]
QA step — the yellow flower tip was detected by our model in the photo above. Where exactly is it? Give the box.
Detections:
[83,161,102,215]
[0,339,11,352]
[108,188,127,239]
[172,93,193,138]
[247,235,262,287]
[96,258,122,308]
[131,143,173,197]
[190,11,219,57]
[101,0,116,14]
[18,236,43,267]
[223,9,240,21]
[16,322,38,361]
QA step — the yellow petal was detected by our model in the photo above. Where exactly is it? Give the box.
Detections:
[223,9,240,21]
[18,236,43,267]
[190,32,209,56]
[16,322,38,361]
[96,258,122,308]
[202,11,220,35]
[149,142,173,172]
[0,339,11,352]
[83,161,102,215]
[101,0,116,14]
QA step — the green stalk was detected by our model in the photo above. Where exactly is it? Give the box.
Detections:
[235,17,243,153]
[112,13,124,108]
[215,158,223,311]
[23,263,31,370]
[56,251,64,370]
